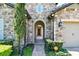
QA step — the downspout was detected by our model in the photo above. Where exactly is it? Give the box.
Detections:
[52,14,55,41]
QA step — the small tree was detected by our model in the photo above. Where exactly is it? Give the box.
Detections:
[14,3,26,55]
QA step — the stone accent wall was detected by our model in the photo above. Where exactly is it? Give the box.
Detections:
[0,4,14,40]
[0,3,56,44]
[1,3,79,43]
[26,3,56,43]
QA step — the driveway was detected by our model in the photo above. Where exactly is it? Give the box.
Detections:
[65,47,79,56]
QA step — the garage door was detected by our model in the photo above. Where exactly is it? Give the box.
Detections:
[62,22,79,47]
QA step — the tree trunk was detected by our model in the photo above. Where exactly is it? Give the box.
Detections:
[18,37,21,55]
[24,32,26,47]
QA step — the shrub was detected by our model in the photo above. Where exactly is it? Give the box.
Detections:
[0,39,14,45]
[45,39,64,52]
[45,39,53,51]
[47,48,71,56]
[46,39,53,44]
[53,46,58,51]
[23,44,34,56]
[55,51,71,56]
[48,51,71,56]
[45,39,71,56]
[10,48,19,56]
[0,45,12,56]
[52,41,64,52]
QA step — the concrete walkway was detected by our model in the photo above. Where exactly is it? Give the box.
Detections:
[32,39,46,56]
[66,48,79,56]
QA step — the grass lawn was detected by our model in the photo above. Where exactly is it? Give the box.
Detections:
[45,48,71,56]
[23,44,34,56]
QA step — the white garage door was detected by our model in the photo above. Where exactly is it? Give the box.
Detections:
[63,23,79,47]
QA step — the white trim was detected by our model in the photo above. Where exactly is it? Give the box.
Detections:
[62,19,79,21]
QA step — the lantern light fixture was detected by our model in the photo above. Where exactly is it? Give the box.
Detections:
[58,19,63,27]
[52,14,55,16]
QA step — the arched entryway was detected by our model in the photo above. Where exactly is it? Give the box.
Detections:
[34,21,45,43]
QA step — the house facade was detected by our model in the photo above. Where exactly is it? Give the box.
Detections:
[0,3,79,48]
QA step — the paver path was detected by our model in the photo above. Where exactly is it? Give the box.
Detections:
[32,39,46,56]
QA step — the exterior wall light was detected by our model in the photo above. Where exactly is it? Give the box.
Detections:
[52,14,55,16]
[58,20,63,27]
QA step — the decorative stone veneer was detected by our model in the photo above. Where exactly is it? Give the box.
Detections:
[1,3,79,44]
[26,3,56,43]
[0,3,56,44]
[0,4,14,40]
[0,3,56,49]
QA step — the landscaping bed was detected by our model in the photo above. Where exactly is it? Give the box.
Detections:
[0,40,13,56]
[45,39,71,56]
[0,45,13,56]
[0,40,14,45]
[45,48,71,56]
[23,44,34,56]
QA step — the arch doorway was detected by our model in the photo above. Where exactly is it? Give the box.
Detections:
[35,21,45,42]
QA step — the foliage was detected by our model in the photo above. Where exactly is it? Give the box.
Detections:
[10,48,19,56]
[0,45,12,56]
[45,39,52,52]
[46,39,52,44]
[14,3,26,54]
[47,48,71,56]
[0,39,13,45]
[23,44,34,56]
[45,39,64,52]
[52,41,63,51]
[14,3,26,40]
[45,39,71,56]
[10,44,34,56]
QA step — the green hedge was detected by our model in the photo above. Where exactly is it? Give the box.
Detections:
[23,44,34,56]
[45,39,71,56]
[52,41,63,51]
[47,48,71,56]
[0,45,12,56]
[45,39,64,52]
[0,40,14,45]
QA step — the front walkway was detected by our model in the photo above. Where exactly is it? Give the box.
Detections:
[66,47,79,56]
[32,39,46,56]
